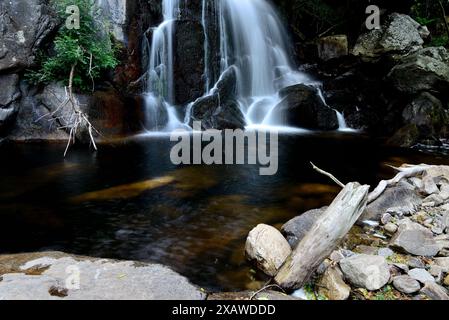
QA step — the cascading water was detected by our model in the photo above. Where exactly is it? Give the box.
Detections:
[143,0,350,132]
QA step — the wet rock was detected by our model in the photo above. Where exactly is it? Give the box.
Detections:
[317,267,351,300]
[360,181,422,221]
[340,254,390,291]
[273,84,338,130]
[408,268,435,284]
[387,124,420,148]
[173,20,205,105]
[317,35,349,61]
[388,47,449,94]
[190,66,245,130]
[281,207,327,248]
[393,275,421,294]
[353,13,425,62]
[0,74,21,130]
[245,224,292,277]
[0,252,205,300]
[434,257,449,273]
[402,92,448,138]
[390,220,440,257]
[420,282,449,300]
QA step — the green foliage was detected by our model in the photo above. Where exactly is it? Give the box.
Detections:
[27,0,118,92]
[412,0,449,48]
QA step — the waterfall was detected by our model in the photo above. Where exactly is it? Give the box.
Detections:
[143,0,350,132]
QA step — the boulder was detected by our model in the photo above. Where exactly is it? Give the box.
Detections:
[317,267,351,300]
[317,35,349,61]
[390,220,440,257]
[408,268,435,284]
[0,252,205,300]
[444,275,449,287]
[190,66,246,130]
[272,84,338,130]
[359,181,422,222]
[402,92,448,138]
[393,275,421,294]
[387,124,420,148]
[245,224,292,277]
[353,13,425,61]
[340,254,390,291]
[173,20,205,105]
[0,0,57,72]
[281,207,327,248]
[420,282,449,300]
[388,47,449,94]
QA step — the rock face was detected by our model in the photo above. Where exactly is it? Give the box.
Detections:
[245,224,292,277]
[317,35,349,61]
[393,275,421,294]
[317,267,351,300]
[96,0,128,42]
[281,207,327,248]
[0,252,205,300]
[190,66,246,130]
[388,47,449,94]
[273,84,338,130]
[0,0,57,72]
[360,181,422,222]
[390,220,440,257]
[353,13,425,61]
[340,254,390,291]
[173,20,206,106]
[0,74,21,130]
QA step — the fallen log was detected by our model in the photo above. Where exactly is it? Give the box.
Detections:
[274,182,370,290]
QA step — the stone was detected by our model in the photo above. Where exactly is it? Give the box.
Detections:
[353,13,424,61]
[384,223,398,235]
[245,224,292,277]
[407,257,426,269]
[420,282,449,300]
[388,47,449,94]
[434,257,449,273]
[387,124,420,148]
[390,220,440,257]
[381,213,393,225]
[317,267,351,300]
[0,253,205,300]
[429,265,444,283]
[408,268,435,284]
[340,254,390,291]
[281,207,327,248]
[0,74,21,130]
[360,181,422,221]
[378,248,395,258]
[317,35,349,61]
[0,0,58,72]
[272,84,339,130]
[402,92,448,138]
[393,275,421,294]
[190,66,246,130]
[444,275,449,287]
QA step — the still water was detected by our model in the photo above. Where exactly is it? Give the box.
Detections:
[0,133,448,291]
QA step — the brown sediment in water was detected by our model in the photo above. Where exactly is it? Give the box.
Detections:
[70,176,175,202]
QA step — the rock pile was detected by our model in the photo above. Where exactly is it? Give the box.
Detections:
[245,165,449,300]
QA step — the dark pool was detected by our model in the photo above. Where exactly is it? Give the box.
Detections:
[0,132,448,291]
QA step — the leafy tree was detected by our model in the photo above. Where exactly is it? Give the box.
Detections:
[28,0,118,92]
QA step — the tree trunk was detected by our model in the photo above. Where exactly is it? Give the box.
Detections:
[274,182,370,290]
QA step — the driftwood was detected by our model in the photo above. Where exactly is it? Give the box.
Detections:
[274,182,370,290]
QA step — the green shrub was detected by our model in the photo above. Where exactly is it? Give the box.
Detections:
[27,0,118,92]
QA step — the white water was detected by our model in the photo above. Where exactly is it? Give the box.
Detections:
[144,0,351,132]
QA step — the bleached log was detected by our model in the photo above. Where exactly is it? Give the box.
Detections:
[274,182,370,290]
